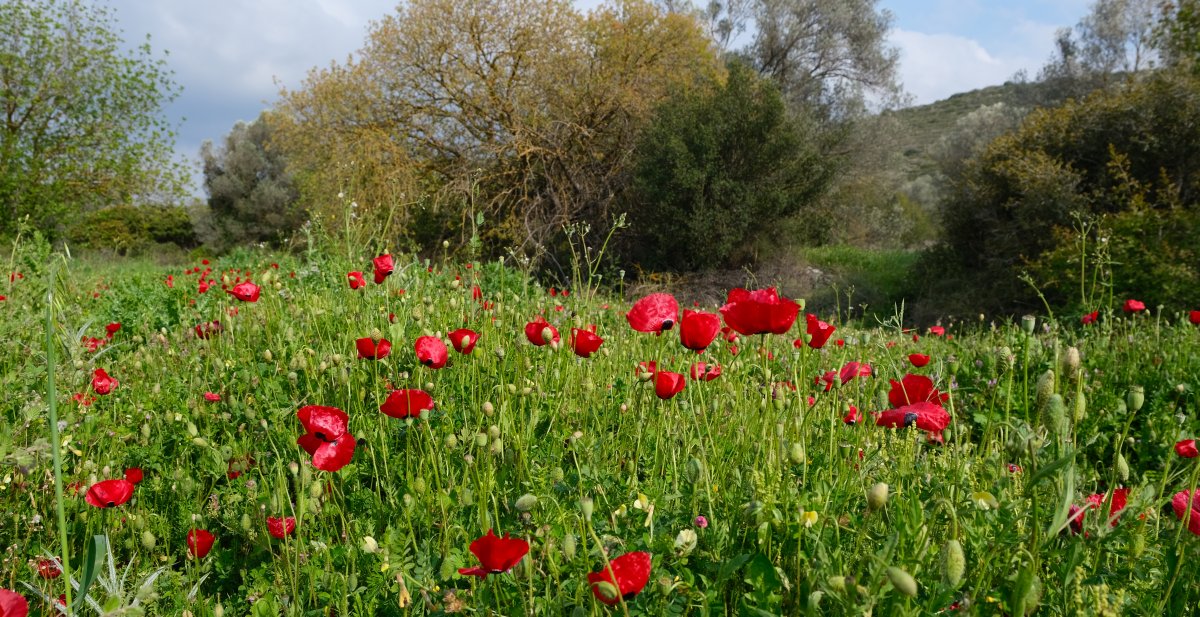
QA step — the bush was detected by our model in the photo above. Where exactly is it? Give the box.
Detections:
[66,205,197,254]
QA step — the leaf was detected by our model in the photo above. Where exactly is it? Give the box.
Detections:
[1045,464,1076,540]
[1027,449,1074,490]
[72,534,107,613]
[717,553,751,584]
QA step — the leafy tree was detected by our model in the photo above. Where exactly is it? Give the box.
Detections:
[0,0,186,239]
[1036,0,1157,102]
[198,113,301,251]
[628,61,834,271]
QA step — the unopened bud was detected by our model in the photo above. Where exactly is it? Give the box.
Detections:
[579,497,594,521]
[140,530,157,550]
[1116,453,1130,483]
[887,566,917,597]
[489,437,504,456]
[1062,347,1081,380]
[262,350,273,362]
[867,482,889,511]
[562,533,576,560]
[942,539,965,587]
[789,443,805,465]
[515,494,538,512]
[1072,393,1087,423]
[1035,370,1055,411]
[482,401,494,416]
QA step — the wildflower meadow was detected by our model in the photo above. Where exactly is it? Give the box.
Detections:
[2,240,1200,616]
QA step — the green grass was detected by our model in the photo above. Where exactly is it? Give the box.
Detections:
[2,242,1200,616]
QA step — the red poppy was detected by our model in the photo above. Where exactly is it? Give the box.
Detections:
[82,336,107,352]
[928,326,946,336]
[267,516,297,539]
[1007,463,1022,474]
[187,529,215,558]
[908,353,930,368]
[72,393,95,406]
[204,392,221,402]
[654,371,686,400]
[124,467,144,485]
[679,309,720,352]
[1084,488,1130,527]
[843,406,861,425]
[356,337,391,360]
[1123,299,1145,313]
[449,328,479,354]
[887,374,949,408]
[105,323,121,336]
[524,316,560,346]
[165,275,174,288]
[36,558,62,579]
[875,401,951,432]
[1172,490,1200,535]
[226,281,261,302]
[296,405,356,472]
[84,479,135,508]
[347,271,365,289]
[840,361,872,383]
[588,551,652,606]
[719,288,800,336]
[373,254,394,284]
[380,389,435,419]
[690,362,721,381]
[414,336,449,368]
[0,588,28,617]
[471,285,482,301]
[1081,310,1099,325]
[626,293,679,333]
[457,529,529,577]
[804,314,836,349]
[569,328,604,358]
[226,455,255,480]
[0,295,5,301]
[637,360,657,378]
[720,325,738,343]
[198,279,212,294]
[1176,439,1199,458]
[195,320,223,339]
[1190,310,1200,325]
[91,368,118,395]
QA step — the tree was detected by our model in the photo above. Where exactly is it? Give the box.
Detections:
[198,113,301,251]
[0,0,186,239]
[628,61,834,271]
[1036,0,1157,101]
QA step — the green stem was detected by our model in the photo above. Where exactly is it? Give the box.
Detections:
[46,261,74,614]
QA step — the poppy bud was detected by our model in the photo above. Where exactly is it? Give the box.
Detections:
[214,604,224,617]
[413,477,426,493]
[459,488,474,506]
[551,467,565,483]
[474,433,488,448]
[592,580,621,603]
[1072,393,1087,423]
[1020,315,1036,334]
[309,482,323,499]
[515,494,538,512]
[263,350,273,362]
[482,401,494,416]
[444,434,458,449]
[289,461,299,475]
[192,437,209,447]
[489,438,504,456]
[997,346,1015,372]
[887,566,917,597]
[579,497,594,521]
[1130,532,1145,558]
[1116,453,1130,483]
[1125,386,1144,412]
[789,443,805,465]
[1062,347,1081,380]
[488,425,501,439]
[141,423,151,439]
[562,533,576,560]
[685,458,705,484]
[828,576,846,593]
[241,513,252,531]
[1041,394,1066,435]
[1035,370,1055,411]
[942,539,965,587]
[867,482,888,511]
[187,421,199,437]
[141,530,157,550]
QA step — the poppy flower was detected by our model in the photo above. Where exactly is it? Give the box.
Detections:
[636,360,657,378]
[908,354,930,368]
[1081,310,1099,325]
[84,479,135,508]
[804,314,836,349]
[414,336,449,368]
[843,406,862,424]
[928,326,946,336]
[380,389,435,419]
[105,323,121,336]
[195,320,223,339]
[875,401,951,433]
[1122,299,1145,313]
[1067,504,1088,535]
[449,328,479,354]
[679,309,720,352]
[457,529,530,578]
[654,370,686,400]
[588,551,652,606]
[818,361,872,391]
[524,316,560,346]
[82,336,107,352]
[887,374,949,408]
[226,281,261,302]
[1172,490,1200,535]
[91,368,118,395]
[72,393,95,406]
[36,558,62,579]
[187,529,215,558]
[720,326,738,343]
[1176,439,1199,458]
[226,455,255,480]
[626,293,679,333]
[165,275,174,288]
[719,288,800,336]
[1084,488,1130,527]
[0,589,28,617]
[0,295,5,301]
[569,328,604,358]
[356,337,391,360]
[296,405,356,472]
[347,271,366,290]
[373,254,394,284]
[124,467,144,485]
[267,516,297,539]
[204,392,221,402]
[471,285,482,301]
[198,279,212,294]
[690,362,721,381]
[1190,310,1200,325]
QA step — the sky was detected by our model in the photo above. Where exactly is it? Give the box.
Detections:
[102,0,1094,195]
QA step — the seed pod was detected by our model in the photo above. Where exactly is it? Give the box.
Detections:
[1020,315,1037,334]
[140,530,157,550]
[887,566,917,597]
[942,539,965,587]
[867,482,889,511]
[1072,393,1087,423]
[562,533,577,560]
[1126,386,1144,412]
[579,497,594,521]
[789,443,806,465]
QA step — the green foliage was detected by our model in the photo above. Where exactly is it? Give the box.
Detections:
[0,0,187,240]
[199,113,303,252]
[629,61,834,271]
[66,205,198,254]
[933,68,1200,314]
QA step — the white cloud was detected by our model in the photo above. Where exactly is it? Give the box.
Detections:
[890,28,1037,104]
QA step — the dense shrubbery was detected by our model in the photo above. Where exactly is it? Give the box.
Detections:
[65,205,198,254]
[928,69,1200,315]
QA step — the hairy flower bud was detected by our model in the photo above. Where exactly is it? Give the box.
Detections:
[867,482,889,511]
[1035,370,1055,412]
[887,566,917,597]
[942,539,965,587]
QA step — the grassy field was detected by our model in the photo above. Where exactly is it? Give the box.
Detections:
[2,243,1199,616]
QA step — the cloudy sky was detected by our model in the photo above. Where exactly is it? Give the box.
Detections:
[104,0,1092,195]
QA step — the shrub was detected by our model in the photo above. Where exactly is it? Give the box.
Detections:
[66,205,197,254]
